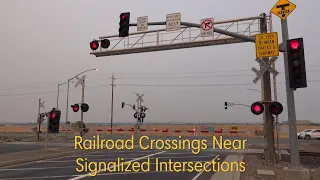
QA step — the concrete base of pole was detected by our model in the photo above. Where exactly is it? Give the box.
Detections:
[283,167,310,180]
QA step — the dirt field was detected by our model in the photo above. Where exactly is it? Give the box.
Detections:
[0,124,319,138]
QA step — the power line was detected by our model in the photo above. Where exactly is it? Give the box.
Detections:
[1,80,320,97]
[3,69,320,91]
[0,65,320,90]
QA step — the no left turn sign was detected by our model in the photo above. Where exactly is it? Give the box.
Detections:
[200,18,214,37]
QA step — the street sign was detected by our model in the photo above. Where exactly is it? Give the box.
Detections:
[200,18,214,37]
[255,32,279,58]
[75,75,86,88]
[252,57,279,84]
[137,16,148,31]
[40,101,45,108]
[231,126,238,130]
[136,93,144,102]
[270,0,296,20]
[166,13,181,32]
[227,102,234,106]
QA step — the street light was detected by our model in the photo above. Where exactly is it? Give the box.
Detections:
[245,89,262,93]
[65,68,98,136]
[57,81,75,108]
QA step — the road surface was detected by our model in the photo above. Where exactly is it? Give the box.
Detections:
[0,148,226,180]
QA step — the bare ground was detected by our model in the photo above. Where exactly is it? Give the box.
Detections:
[240,154,320,180]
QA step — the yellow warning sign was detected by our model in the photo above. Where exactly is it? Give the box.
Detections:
[231,126,238,130]
[270,0,296,20]
[255,32,279,58]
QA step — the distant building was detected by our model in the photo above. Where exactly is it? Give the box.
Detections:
[282,120,311,125]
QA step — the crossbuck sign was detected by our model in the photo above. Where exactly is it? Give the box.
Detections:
[75,75,86,88]
[136,93,144,102]
[252,57,279,84]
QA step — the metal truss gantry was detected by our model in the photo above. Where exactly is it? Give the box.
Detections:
[90,15,272,57]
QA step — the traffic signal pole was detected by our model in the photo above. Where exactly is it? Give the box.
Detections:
[281,19,300,167]
[260,13,276,164]
[110,74,115,134]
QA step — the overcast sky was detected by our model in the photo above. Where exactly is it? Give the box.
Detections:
[0,0,318,124]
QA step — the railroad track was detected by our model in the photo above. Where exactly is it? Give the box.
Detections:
[299,151,320,156]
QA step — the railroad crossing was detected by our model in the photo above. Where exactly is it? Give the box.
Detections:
[88,0,306,169]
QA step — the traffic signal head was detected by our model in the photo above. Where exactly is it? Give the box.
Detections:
[287,38,307,89]
[224,102,228,109]
[71,104,80,112]
[101,39,110,49]
[90,40,99,51]
[269,101,283,115]
[121,102,125,108]
[48,109,61,133]
[81,103,89,112]
[251,102,264,115]
[119,12,130,37]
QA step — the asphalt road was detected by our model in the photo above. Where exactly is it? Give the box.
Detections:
[0,149,226,180]
[0,142,70,154]
[77,135,320,145]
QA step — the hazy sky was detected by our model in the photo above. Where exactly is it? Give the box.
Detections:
[0,0,319,124]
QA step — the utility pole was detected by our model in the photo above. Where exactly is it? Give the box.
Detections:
[281,18,300,167]
[110,74,116,134]
[260,13,276,164]
[80,78,85,135]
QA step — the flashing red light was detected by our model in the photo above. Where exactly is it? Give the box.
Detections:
[90,41,99,51]
[253,105,261,112]
[290,40,300,50]
[251,102,264,115]
[121,15,126,19]
[51,113,56,119]
[73,106,79,111]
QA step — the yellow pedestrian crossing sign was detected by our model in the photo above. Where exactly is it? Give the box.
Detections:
[271,0,296,20]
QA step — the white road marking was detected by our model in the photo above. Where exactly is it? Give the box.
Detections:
[0,160,213,172]
[68,151,166,180]
[0,171,166,180]
[69,153,152,157]
[40,155,216,163]
[191,155,220,180]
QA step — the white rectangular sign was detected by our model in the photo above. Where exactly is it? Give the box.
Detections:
[166,13,181,32]
[200,18,214,37]
[137,16,148,31]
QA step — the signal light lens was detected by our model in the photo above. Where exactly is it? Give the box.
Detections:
[90,41,99,50]
[250,102,264,115]
[254,105,261,112]
[290,40,300,50]
[51,113,56,119]
[101,39,110,49]
[73,106,79,111]
[269,102,283,115]
[121,15,126,19]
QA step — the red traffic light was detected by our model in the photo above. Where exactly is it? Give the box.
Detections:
[51,113,56,119]
[290,40,300,50]
[71,104,80,112]
[101,39,110,49]
[90,41,99,51]
[251,102,264,115]
[269,102,283,115]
